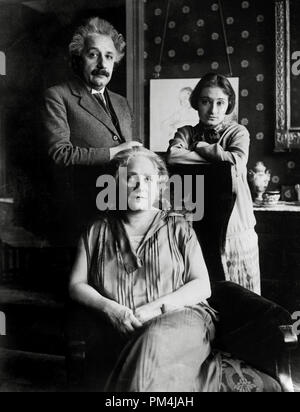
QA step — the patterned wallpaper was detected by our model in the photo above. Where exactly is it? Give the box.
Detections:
[144,0,300,196]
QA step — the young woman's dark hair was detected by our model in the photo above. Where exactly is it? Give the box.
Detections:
[190,73,236,115]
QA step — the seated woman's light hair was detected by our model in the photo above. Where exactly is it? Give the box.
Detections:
[69,17,126,68]
[109,147,169,183]
[104,147,170,212]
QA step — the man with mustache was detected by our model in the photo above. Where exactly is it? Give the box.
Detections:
[42,17,141,244]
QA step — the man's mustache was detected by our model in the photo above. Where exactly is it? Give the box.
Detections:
[92,69,110,77]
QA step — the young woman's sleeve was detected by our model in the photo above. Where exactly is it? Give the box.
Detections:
[167,127,209,164]
[194,126,250,175]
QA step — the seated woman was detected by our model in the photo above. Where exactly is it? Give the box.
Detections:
[167,73,261,295]
[68,147,218,392]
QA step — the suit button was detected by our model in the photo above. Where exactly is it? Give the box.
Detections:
[113,135,119,142]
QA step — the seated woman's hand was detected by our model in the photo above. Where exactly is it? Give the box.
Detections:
[134,303,162,324]
[106,302,143,336]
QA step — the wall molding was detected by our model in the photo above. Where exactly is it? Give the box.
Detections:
[275,0,288,132]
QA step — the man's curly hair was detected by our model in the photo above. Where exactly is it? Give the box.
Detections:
[69,17,126,74]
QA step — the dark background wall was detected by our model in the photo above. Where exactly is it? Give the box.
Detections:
[144,0,300,195]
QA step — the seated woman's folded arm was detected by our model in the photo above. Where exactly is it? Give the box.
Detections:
[135,223,211,324]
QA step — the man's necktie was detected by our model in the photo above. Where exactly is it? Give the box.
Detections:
[93,92,124,140]
[94,93,111,118]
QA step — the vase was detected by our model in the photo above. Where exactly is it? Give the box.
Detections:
[248,162,271,204]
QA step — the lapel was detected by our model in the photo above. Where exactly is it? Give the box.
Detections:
[68,77,119,136]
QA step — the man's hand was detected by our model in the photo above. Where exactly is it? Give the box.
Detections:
[105,301,143,336]
[110,141,143,159]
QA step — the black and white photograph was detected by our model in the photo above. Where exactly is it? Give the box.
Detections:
[0,0,300,395]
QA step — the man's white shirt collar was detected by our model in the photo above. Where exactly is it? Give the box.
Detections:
[91,88,106,104]
[91,88,105,95]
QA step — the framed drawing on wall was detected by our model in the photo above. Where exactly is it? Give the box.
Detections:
[149,78,239,152]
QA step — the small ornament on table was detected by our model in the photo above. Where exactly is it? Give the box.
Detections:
[295,184,300,203]
[248,162,271,204]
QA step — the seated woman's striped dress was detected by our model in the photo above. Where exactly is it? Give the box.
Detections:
[82,211,219,392]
